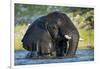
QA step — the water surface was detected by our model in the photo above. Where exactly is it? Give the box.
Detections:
[15,49,94,65]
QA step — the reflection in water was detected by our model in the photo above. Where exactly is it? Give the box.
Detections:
[14,49,94,65]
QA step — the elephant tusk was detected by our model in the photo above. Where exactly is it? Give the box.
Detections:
[64,35,71,40]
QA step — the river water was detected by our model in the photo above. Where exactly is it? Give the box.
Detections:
[14,49,94,65]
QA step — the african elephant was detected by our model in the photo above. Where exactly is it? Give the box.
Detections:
[46,11,80,57]
[22,11,79,58]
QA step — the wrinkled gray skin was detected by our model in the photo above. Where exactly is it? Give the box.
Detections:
[22,16,57,58]
[46,22,68,57]
[22,11,79,58]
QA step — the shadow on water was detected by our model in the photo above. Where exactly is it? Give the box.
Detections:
[14,49,94,65]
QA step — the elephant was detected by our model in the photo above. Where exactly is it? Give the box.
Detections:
[46,11,80,57]
[22,11,79,58]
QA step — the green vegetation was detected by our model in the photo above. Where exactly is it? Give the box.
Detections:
[14,4,94,50]
[78,29,94,49]
[14,24,27,50]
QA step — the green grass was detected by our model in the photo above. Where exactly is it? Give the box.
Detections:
[14,25,94,50]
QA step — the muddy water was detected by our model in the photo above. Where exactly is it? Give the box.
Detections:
[14,49,94,65]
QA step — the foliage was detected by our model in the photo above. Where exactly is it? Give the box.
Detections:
[15,24,27,50]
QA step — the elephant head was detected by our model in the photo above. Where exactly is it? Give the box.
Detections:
[46,11,80,57]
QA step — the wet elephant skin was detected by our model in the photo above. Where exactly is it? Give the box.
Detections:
[22,11,79,58]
